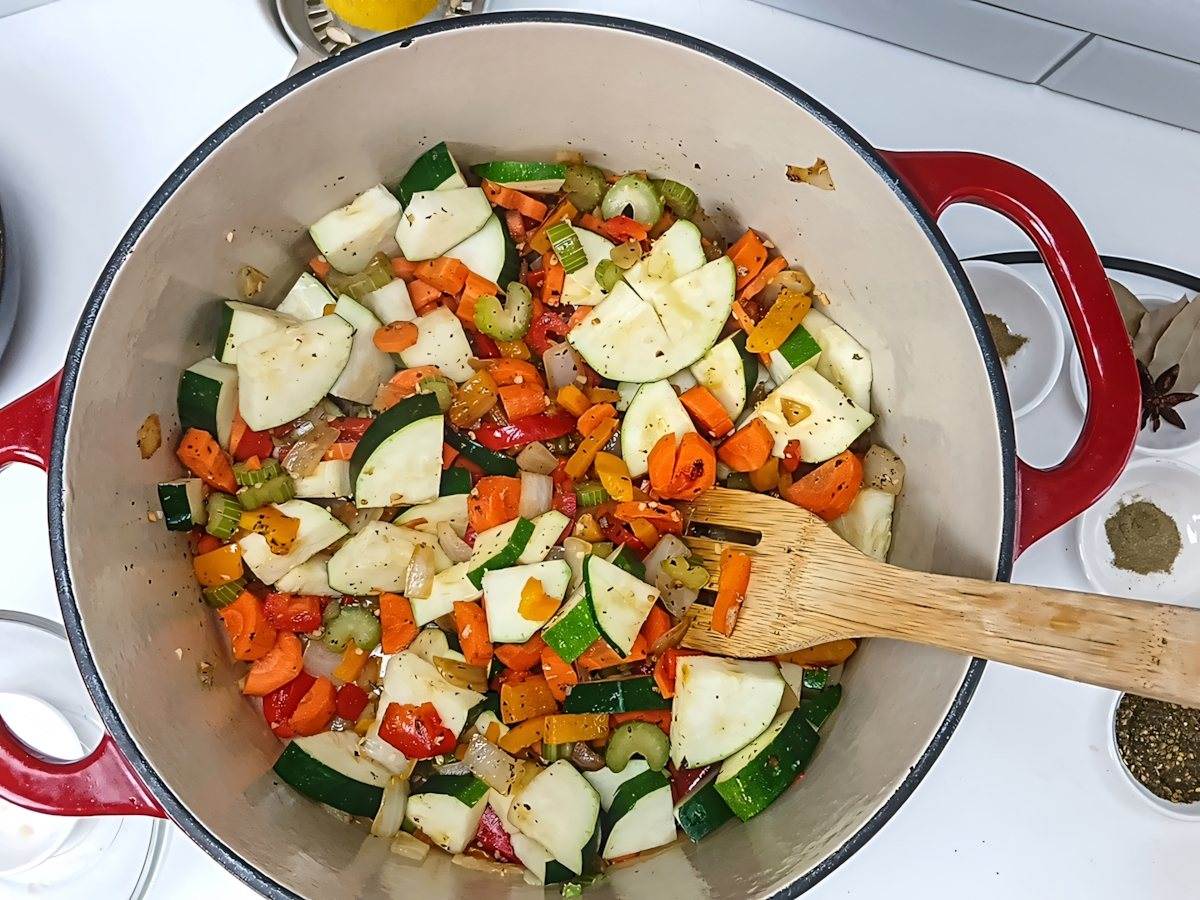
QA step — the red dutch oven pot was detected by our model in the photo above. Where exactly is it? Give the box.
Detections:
[0,13,1137,899]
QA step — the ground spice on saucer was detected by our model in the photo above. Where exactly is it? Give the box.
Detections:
[1115,694,1200,805]
[1104,500,1181,575]
[985,313,1028,363]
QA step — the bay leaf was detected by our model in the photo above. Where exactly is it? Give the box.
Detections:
[1148,295,1200,376]
[1109,278,1147,341]
[1132,296,1189,366]
[1174,327,1200,394]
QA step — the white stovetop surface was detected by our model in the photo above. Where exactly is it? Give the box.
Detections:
[0,0,1197,896]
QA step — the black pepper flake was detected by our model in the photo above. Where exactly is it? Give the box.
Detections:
[1115,693,1200,805]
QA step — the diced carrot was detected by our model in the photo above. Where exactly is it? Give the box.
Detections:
[408,279,442,314]
[680,385,735,437]
[647,434,677,498]
[711,548,751,636]
[494,634,546,672]
[373,366,443,410]
[322,441,357,461]
[646,432,716,502]
[498,383,548,420]
[718,418,775,473]
[613,500,684,534]
[500,675,559,724]
[442,442,459,470]
[505,208,528,244]
[610,709,672,734]
[414,257,469,294]
[486,358,542,388]
[481,180,549,222]
[739,256,788,302]
[541,256,565,305]
[218,592,276,662]
[527,199,578,254]
[728,230,768,291]
[576,403,615,437]
[456,291,479,331]
[390,256,419,281]
[288,677,336,736]
[176,428,236,493]
[780,449,863,521]
[556,384,591,417]
[453,601,493,667]
[459,271,501,331]
[243,632,303,696]
[640,604,672,649]
[540,644,578,702]
[309,255,332,279]
[228,411,248,458]
[332,644,369,683]
[577,213,606,236]
[468,475,523,533]
[776,639,858,667]
[372,320,419,353]
[379,592,419,654]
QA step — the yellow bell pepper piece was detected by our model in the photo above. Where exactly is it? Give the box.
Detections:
[239,506,300,555]
[193,543,243,587]
[543,713,610,745]
[745,287,813,353]
[593,451,633,502]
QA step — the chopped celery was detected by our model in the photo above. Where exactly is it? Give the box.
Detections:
[652,179,698,218]
[594,258,621,292]
[234,458,282,487]
[605,721,669,772]
[202,578,245,609]
[574,481,609,508]
[600,175,663,226]
[205,493,243,540]
[325,253,393,300]
[563,164,606,212]
[546,221,588,274]
[323,605,382,652]
[419,377,453,412]
[237,474,296,510]
[474,282,533,342]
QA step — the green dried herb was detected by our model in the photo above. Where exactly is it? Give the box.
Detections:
[1115,694,1200,805]
[1104,500,1181,575]
[985,313,1028,363]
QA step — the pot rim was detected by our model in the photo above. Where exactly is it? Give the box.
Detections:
[46,11,1013,898]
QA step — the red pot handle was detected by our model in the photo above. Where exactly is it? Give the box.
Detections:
[0,374,165,818]
[881,150,1139,556]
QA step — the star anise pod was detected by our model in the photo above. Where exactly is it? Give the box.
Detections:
[1139,361,1197,431]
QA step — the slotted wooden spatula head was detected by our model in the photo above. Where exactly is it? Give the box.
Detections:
[679,486,872,657]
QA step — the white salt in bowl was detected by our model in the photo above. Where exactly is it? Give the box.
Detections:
[1076,457,1200,603]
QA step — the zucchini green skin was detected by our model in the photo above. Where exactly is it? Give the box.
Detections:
[439,466,473,496]
[544,824,601,884]
[394,141,460,206]
[799,684,842,730]
[541,592,602,664]
[607,769,670,826]
[464,692,501,729]
[273,742,383,817]
[348,393,441,489]
[177,368,225,440]
[212,304,234,362]
[466,518,535,589]
[675,779,734,842]
[610,546,646,581]
[563,676,670,714]
[443,429,519,476]
[497,213,520,286]
[731,331,759,400]
[777,323,821,368]
[418,773,489,807]
[715,710,819,821]
[157,480,202,531]
[802,667,830,695]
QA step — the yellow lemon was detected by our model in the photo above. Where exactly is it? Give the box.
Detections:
[325,0,438,32]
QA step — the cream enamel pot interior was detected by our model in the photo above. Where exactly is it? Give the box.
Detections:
[0,13,1139,899]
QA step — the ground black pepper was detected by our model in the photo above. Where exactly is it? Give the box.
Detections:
[1104,500,1181,575]
[1114,693,1200,805]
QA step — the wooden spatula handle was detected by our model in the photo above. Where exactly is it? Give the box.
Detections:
[866,568,1200,706]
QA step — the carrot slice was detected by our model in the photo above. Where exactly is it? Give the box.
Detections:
[486,358,542,388]
[176,428,236,493]
[309,255,332,279]
[575,634,649,672]
[498,382,548,421]
[453,601,493,667]
[379,592,419,654]
[576,403,616,438]
[780,449,863,521]
[243,632,303,696]
[728,230,768,291]
[373,366,444,410]
[373,320,419,353]
[288,677,336,736]
[414,257,469,294]
[647,434,678,497]
[541,256,565,305]
[680,385,735,437]
[482,180,549,222]
[739,256,788,303]
[718,418,774,473]
[613,500,684,534]
[711,549,751,636]
[494,634,546,672]
[218,592,276,662]
[540,643,578,702]
[407,279,442,314]
[468,475,523,533]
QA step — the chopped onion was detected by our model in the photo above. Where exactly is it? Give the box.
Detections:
[827,663,844,686]
[519,471,553,519]
[543,343,583,394]
[435,757,474,775]
[362,720,415,776]
[302,640,344,680]
[516,441,559,475]
[282,419,339,477]
[405,545,436,599]
[433,656,489,692]
[371,776,409,838]
[570,741,606,772]
[391,831,430,862]
[329,500,384,534]
[563,537,592,590]
[643,534,690,583]
[437,522,472,563]
[648,617,691,655]
[786,159,835,191]
[656,575,700,618]
[862,445,906,495]
[464,733,517,793]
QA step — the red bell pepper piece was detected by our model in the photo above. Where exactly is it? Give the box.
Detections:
[551,460,578,519]
[329,417,374,441]
[669,763,718,804]
[469,331,502,359]
[473,412,576,451]
[472,805,519,863]
[233,427,273,462]
[378,701,457,759]
[525,310,573,355]
[602,520,649,555]
[601,215,649,243]
[262,670,316,738]
[263,593,323,633]
[334,682,370,721]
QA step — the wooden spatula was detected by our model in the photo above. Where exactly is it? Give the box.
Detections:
[678,487,1200,707]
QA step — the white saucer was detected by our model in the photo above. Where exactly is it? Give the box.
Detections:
[963,260,1064,418]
